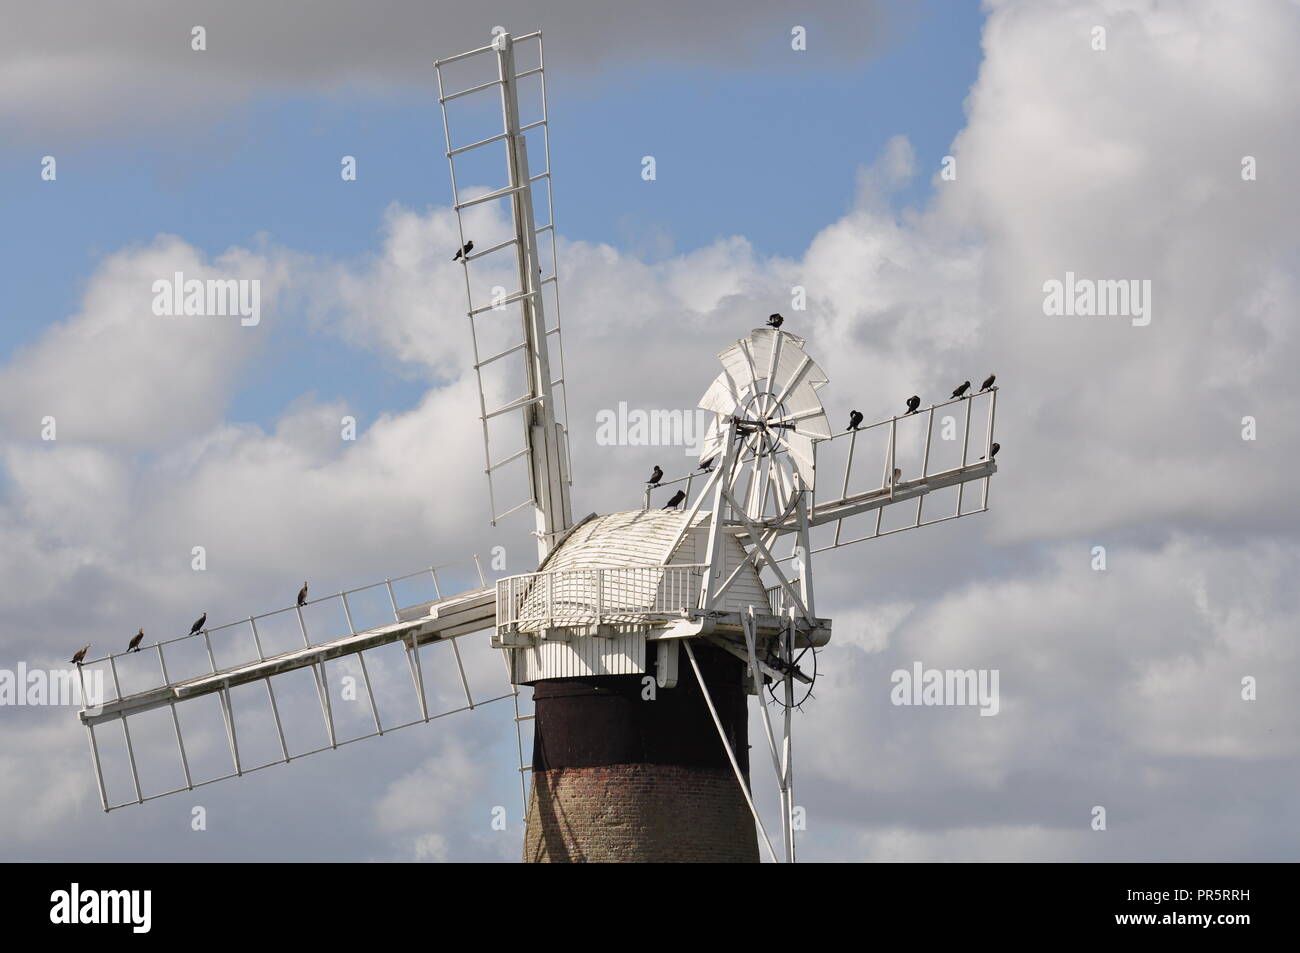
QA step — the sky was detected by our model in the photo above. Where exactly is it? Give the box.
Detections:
[1,0,1298,862]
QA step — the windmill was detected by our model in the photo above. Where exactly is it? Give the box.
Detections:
[74,30,1000,863]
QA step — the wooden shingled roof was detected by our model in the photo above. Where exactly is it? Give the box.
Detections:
[539,509,707,572]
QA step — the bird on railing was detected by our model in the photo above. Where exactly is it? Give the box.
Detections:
[951,380,971,399]
[70,643,91,666]
[981,373,996,392]
[128,628,144,653]
[698,456,715,472]
[297,581,309,607]
[980,442,1001,460]
[647,465,663,487]
[905,395,921,415]
[892,467,902,484]
[189,612,207,635]
[847,410,863,431]
[767,313,784,329]
[663,489,686,509]
[452,240,474,262]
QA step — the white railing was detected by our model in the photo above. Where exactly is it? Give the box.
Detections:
[497,564,705,631]
[765,580,801,616]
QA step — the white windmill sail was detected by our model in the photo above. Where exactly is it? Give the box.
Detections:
[75,558,528,814]
[436,30,573,561]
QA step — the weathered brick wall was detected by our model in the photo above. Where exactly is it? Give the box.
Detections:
[523,643,759,863]
[525,763,759,863]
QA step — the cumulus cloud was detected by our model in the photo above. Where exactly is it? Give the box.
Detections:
[0,237,288,448]
[375,742,516,862]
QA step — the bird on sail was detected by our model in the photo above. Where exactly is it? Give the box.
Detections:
[905,395,921,415]
[297,581,309,608]
[128,628,144,653]
[663,489,686,510]
[980,373,996,392]
[767,313,784,329]
[951,381,971,399]
[189,612,207,635]
[70,644,91,666]
[847,410,864,431]
[452,240,474,262]
[647,466,663,487]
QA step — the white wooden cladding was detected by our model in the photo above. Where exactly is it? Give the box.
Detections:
[511,629,646,683]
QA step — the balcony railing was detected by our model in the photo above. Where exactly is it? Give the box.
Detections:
[496,564,706,632]
[765,581,798,616]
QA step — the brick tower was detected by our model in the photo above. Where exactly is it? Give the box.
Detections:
[524,642,757,863]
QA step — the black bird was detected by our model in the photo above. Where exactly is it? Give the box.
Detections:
[646,466,663,487]
[951,381,971,399]
[452,240,474,262]
[663,489,686,510]
[70,643,91,666]
[767,313,784,329]
[847,410,864,431]
[297,581,309,608]
[980,442,1001,461]
[904,395,921,415]
[697,456,715,472]
[189,612,207,636]
[128,628,144,653]
[980,373,996,392]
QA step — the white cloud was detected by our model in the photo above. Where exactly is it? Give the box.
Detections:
[0,237,287,449]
